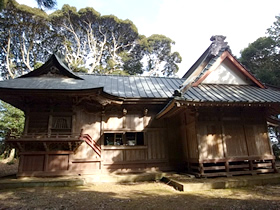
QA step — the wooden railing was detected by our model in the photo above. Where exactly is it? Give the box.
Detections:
[6,130,101,157]
[7,133,81,140]
[79,129,101,157]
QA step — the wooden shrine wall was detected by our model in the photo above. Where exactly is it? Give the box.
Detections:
[100,108,169,172]
[183,107,272,162]
[20,104,171,176]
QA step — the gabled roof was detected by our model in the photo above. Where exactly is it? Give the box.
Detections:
[179,35,265,95]
[157,36,280,119]
[191,50,265,88]
[20,54,83,80]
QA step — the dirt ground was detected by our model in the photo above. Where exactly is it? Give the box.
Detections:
[0,182,279,210]
[0,160,280,209]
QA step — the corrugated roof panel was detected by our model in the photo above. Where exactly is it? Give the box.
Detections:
[139,77,154,98]
[217,85,241,102]
[134,77,147,97]
[168,78,183,90]
[243,86,267,102]
[145,78,161,98]
[159,77,177,97]
[232,86,257,102]
[199,85,223,101]
[184,88,201,102]
[122,76,133,97]
[116,76,125,97]
[128,77,141,97]
[225,85,250,102]
[150,77,163,97]
[204,84,230,102]
[96,75,106,88]
[182,84,280,104]
[188,86,209,101]
[152,77,170,97]
[2,74,280,103]
[258,87,280,102]
[110,76,119,96]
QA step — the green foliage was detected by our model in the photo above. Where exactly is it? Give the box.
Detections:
[34,62,44,69]
[240,37,280,85]
[111,70,129,76]
[0,101,24,138]
[1,1,182,77]
[267,15,280,47]
[144,34,182,76]
[0,0,7,10]
[240,15,280,86]
[0,0,58,79]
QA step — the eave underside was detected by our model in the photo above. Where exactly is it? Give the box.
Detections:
[157,99,280,120]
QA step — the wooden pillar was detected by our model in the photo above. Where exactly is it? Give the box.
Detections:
[122,108,127,128]
[72,106,76,135]
[220,108,230,176]
[100,109,105,168]
[195,108,202,163]
[241,108,251,157]
[23,108,30,135]
[143,108,148,127]
[48,107,53,137]
[199,162,204,176]
[185,110,191,172]
[100,109,105,144]
[272,159,277,172]
[18,155,24,173]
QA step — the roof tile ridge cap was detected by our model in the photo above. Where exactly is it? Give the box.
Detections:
[209,35,231,56]
[175,47,227,97]
[190,52,221,85]
[176,36,230,97]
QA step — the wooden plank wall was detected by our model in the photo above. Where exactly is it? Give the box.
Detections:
[198,121,224,159]
[146,129,166,160]
[23,101,191,175]
[28,112,49,133]
[71,107,169,173]
[72,110,101,160]
[243,110,272,156]
[188,107,272,161]
[165,114,185,169]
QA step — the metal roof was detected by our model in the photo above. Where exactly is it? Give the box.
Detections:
[0,74,185,99]
[1,74,280,104]
[181,84,280,103]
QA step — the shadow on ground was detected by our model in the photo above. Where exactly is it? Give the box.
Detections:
[0,182,279,209]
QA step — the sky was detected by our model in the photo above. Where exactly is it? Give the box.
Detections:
[17,0,280,77]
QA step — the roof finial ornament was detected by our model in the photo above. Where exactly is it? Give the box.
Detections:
[210,35,229,56]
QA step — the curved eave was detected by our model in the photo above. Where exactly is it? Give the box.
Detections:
[19,54,83,80]
[0,87,124,110]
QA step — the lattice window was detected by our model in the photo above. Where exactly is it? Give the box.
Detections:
[52,116,72,132]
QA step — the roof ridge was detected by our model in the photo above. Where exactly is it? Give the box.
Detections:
[77,73,182,79]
